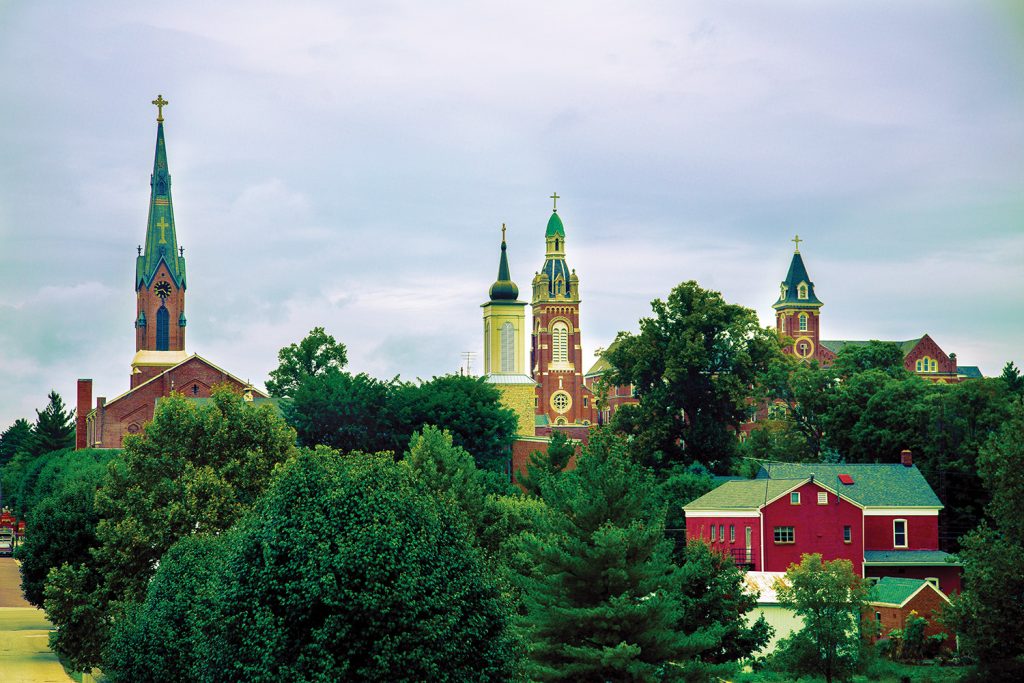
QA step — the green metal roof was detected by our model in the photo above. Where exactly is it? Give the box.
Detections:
[136,120,187,290]
[758,463,942,508]
[772,251,822,309]
[863,550,959,565]
[545,211,565,237]
[957,365,983,379]
[684,478,804,510]
[584,339,621,377]
[868,577,931,606]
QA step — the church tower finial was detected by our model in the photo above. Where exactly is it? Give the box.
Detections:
[152,94,168,122]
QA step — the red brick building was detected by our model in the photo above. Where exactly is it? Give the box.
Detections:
[75,97,265,450]
[683,453,962,594]
[867,576,956,650]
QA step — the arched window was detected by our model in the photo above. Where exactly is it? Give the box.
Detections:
[916,356,938,373]
[798,283,808,300]
[552,322,569,364]
[799,313,808,332]
[500,322,514,372]
[156,305,169,350]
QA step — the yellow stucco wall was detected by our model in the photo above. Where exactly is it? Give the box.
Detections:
[493,382,535,437]
[482,301,526,375]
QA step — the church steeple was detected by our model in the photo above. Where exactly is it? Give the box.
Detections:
[533,195,577,304]
[489,224,519,301]
[132,96,188,378]
[136,95,186,291]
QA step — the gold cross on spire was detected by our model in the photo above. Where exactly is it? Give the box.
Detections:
[550,192,560,212]
[152,94,168,122]
[156,216,170,244]
[501,223,506,242]
[792,234,802,253]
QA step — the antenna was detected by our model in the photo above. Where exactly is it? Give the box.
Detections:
[461,351,476,376]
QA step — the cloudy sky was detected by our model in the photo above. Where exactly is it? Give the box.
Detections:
[1,1,1022,427]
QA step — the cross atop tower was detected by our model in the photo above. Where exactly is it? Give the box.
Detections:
[792,234,802,253]
[550,192,560,212]
[152,94,168,122]
[502,223,506,242]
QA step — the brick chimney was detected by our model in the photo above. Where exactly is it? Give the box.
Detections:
[76,379,92,450]
[900,449,913,467]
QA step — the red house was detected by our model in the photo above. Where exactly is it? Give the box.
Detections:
[683,451,961,594]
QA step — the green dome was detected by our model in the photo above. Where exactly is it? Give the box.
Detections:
[545,212,565,238]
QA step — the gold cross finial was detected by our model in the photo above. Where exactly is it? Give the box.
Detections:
[501,223,506,242]
[550,192,560,212]
[792,234,802,253]
[156,216,170,244]
[152,94,168,122]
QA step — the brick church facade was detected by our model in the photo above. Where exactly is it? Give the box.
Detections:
[76,96,265,450]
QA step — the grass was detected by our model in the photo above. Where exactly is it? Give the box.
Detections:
[731,659,967,682]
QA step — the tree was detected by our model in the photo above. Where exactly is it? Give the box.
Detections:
[405,425,490,536]
[773,554,871,683]
[946,398,1024,677]
[29,390,75,456]
[284,368,395,452]
[207,448,522,681]
[606,281,783,472]
[516,429,759,681]
[103,533,233,683]
[829,341,908,380]
[45,386,298,670]
[265,326,348,397]
[0,418,32,468]
[518,430,575,496]
[18,449,113,608]
[392,375,518,470]
[659,462,715,530]
[1001,360,1024,394]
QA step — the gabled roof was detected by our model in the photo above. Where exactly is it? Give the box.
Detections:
[758,462,942,508]
[868,577,950,607]
[773,251,822,309]
[584,339,621,378]
[100,353,268,409]
[684,478,806,511]
[957,365,983,379]
[863,550,959,566]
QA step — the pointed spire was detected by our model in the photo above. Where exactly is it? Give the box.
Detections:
[136,97,186,291]
[773,237,822,310]
[489,224,519,301]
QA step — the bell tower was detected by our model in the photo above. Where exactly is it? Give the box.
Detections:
[530,195,593,428]
[131,95,188,387]
[482,225,536,436]
[772,235,824,362]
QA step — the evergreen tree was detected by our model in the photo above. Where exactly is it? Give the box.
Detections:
[30,390,75,456]
[519,430,575,496]
[405,425,490,535]
[516,430,741,681]
[0,418,32,467]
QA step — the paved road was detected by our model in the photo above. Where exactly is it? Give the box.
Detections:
[0,558,75,683]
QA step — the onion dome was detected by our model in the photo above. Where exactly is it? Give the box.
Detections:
[489,227,519,301]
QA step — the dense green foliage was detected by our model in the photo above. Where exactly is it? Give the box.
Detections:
[108,448,523,682]
[30,390,76,456]
[945,398,1024,677]
[17,449,114,607]
[516,430,768,680]
[606,281,783,472]
[773,554,871,683]
[275,331,517,468]
[45,386,298,670]
[265,325,349,397]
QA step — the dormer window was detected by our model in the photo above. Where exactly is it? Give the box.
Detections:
[780,283,787,299]
[797,283,808,300]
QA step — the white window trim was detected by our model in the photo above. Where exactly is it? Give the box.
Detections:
[773,526,795,544]
[893,518,908,548]
[790,491,800,505]
[817,491,828,505]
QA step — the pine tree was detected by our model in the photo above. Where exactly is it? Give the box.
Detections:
[516,429,714,681]
[30,391,74,456]
[0,418,33,467]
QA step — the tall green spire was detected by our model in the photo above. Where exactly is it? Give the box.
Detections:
[136,95,186,290]
[489,224,519,301]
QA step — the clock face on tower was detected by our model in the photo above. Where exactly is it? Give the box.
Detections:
[154,281,172,300]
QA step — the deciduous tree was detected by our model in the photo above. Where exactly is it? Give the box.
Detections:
[265,326,348,397]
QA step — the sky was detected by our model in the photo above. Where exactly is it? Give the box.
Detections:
[1,1,1022,428]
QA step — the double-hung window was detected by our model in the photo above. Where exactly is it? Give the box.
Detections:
[710,525,717,542]
[893,519,907,548]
